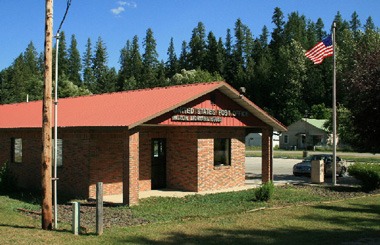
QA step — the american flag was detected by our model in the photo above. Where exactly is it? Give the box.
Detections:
[305,35,333,64]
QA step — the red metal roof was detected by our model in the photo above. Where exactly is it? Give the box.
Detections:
[0,81,286,131]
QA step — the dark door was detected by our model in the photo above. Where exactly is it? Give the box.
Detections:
[151,138,166,189]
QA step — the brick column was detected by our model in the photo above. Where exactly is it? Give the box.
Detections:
[261,127,273,183]
[123,130,139,206]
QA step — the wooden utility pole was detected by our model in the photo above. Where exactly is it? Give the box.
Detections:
[42,0,53,230]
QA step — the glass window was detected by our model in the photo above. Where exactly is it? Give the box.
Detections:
[214,138,231,166]
[52,139,63,167]
[284,135,288,144]
[11,138,22,163]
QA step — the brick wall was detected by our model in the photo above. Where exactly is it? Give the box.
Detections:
[0,130,42,191]
[261,127,273,182]
[123,130,139,205]
[58,129,91,198]
[197,127,246,192]
[88,129,127,199]
[166,127,198,191]
[0,128,128,200]
[1,125,247,203]
[139,127,198,192]
[138,126,245,193]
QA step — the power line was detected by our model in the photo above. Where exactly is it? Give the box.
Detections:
[56,0,72,35]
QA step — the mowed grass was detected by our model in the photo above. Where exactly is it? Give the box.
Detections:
[0,186,379,244]
[121,196,380,245]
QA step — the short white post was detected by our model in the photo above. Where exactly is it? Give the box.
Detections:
[72,202,80,235]
[96,182,103,235]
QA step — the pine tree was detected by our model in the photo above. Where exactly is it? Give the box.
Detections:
[129,35,143,89]
[67,34,82,86]
[315,18,326,40]
[303,18,331,110]
[216,37,226,76]
[92,37,112,93]
[156,60,168,87]
[165,37,179,78]
[179,40,189,70]
[283,12,308,47]
[53,31,69,79]
[350,11,362,40]
[205,31,219,73]
[364,16,375,32]
[188,22,207,69]
[270,7,285,57]
[233,19,245,69]
[24,42,40,77]
[82,38,94,88]
[1,46,43,103]
[118,39,132,91]
[334,11,350,47]
[223,28,234,83]
[251,26,272,107]
[271,40,306,125]
[142,28,159,88]
[231,19,254,89]
[5,55,28,103]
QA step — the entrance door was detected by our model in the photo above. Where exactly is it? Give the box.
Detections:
[151,138,166,189]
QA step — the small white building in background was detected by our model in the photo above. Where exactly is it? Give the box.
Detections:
[245,132,280,148]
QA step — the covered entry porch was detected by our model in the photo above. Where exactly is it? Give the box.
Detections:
[122,125,276,206]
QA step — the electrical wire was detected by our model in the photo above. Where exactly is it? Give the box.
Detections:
[56,0,72,35]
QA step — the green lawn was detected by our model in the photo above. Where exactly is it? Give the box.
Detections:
[0,186,379,244]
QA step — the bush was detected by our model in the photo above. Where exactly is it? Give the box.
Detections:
[348,163,380,192]
[0,162,17,194]
[255,181,275,202]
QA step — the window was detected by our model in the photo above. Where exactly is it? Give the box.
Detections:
[11,138,22,163]
[52,139,63,167]
[214,138,231,166]
[284,135,289,144]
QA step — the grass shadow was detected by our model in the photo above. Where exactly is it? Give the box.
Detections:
[117,227,380,245]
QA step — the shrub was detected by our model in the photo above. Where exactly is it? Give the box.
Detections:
[348,163,380,192]
[0,162,17,194]
[255,181,275,202]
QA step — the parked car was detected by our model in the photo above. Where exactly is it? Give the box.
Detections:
[293,154,347,177]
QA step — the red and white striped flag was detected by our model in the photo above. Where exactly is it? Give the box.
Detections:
[305,35,333,64]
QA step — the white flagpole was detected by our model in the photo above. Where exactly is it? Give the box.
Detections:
[53,32,60,228]
[332,22,337,186]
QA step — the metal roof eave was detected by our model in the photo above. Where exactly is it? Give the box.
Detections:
[129,81,287,132]
[128,82,225,129]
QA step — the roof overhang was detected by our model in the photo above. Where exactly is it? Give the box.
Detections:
[217,83,287,132]
[132,81,287,132]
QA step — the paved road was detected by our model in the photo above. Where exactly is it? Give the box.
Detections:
[247,150,379,157]
[245,157,308,185]
[245,157,357,185]
[246,157,297,175]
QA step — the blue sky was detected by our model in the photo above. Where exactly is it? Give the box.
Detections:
[1,0,379,70]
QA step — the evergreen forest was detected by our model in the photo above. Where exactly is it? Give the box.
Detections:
[0,8,379,152]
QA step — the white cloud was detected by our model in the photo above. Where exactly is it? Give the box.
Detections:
[125,1,137,8]
[111,6,125,15]
[111,1,136,16]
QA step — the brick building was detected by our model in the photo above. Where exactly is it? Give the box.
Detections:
[0,82,286,205]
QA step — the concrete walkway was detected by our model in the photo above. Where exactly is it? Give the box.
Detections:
[103,157,301,203]
[104,183,261,203]
[103,178,297,203]
[103,157,358,204]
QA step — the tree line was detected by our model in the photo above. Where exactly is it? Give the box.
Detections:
[0,8,379,152]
